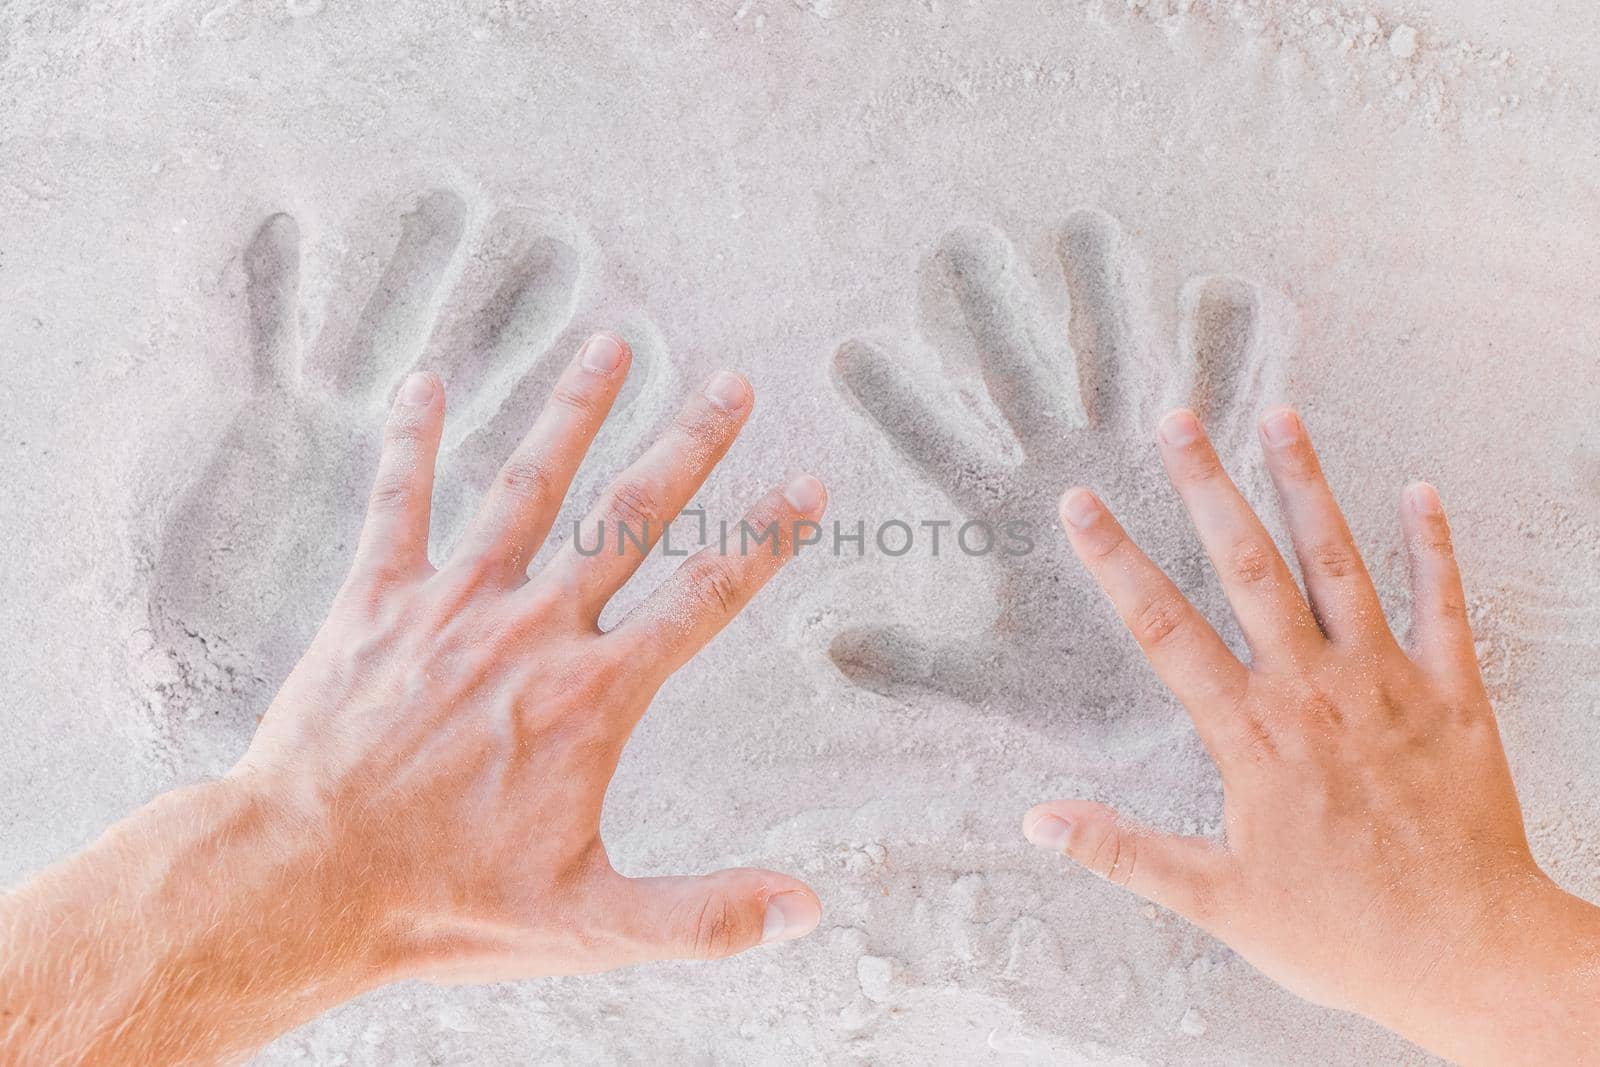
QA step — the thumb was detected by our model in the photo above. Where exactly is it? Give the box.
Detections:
[1024,800,1226,926]
[623,868,822,962]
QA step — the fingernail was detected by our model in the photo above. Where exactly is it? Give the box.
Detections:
[783,474,826,515]
[580,332,626,374]
[1061,488,1101,529]
[398,373,433,405]
[761,891,820,944]
[1158,408,1201,446]
[1026,815,1072,853]
[1407,482,1442,515]
[1260,406,1301,447]
[705,371,750,412]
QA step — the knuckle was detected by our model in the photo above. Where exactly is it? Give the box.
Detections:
[548,383,599,418]
[1298,688,1345,729]
[684,893,744,960]
[685,559,744,618]
[1131,594,1189,649]
[1181,450,1227,485]
[1236,715,1279,765]
[1307,540,1360,579]
[1420,520,1456,557]
[1110,834,1138,888]
[367,474,414,512]
[1373,681,1411,726]
[1226,540,1276,585]
[606,480,663,532]
[1082,524,1126,563]
[495,455,557,504]
[1082,824,1123,882]
[1433,590,1467,620]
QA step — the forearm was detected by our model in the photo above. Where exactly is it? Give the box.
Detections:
[1393,885,1600,1066]
[0,779,392,1065]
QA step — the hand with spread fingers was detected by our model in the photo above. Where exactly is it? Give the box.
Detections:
[1025,407,1600,1066]
[0,332,827,1065]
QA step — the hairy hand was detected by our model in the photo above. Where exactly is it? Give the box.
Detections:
[1025,407,1599,1062]
[234,333,826,983]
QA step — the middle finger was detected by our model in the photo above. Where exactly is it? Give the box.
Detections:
[1157,408,1322,663]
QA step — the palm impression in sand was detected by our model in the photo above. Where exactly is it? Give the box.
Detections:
[134,184,675,771]
[831,209,1288,754]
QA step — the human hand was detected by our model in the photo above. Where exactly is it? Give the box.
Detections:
[1024,407,1600,1064]
[1,332,830,1066]
[234,331,827,983]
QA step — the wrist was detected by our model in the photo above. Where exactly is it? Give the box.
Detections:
[1388,875,1600,1065]
[200,771,407,995]
[2,775,400,1065]
[99,776,399,1048]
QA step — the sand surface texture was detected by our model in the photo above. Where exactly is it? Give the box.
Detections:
[3,2,1597,1063]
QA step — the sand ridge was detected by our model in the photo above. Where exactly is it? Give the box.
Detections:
[829,210,1290,758]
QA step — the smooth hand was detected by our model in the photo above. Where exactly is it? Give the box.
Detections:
[1025,407,1600,1066]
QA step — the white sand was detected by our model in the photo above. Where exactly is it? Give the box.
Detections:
[3,1,1598,1062]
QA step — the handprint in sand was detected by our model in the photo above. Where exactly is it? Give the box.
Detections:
[133,181,676,772]
[830,210,1288,753]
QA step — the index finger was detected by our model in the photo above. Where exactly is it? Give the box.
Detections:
[1061,488,1250,751]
